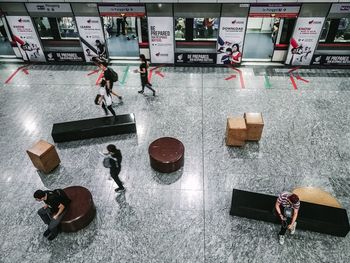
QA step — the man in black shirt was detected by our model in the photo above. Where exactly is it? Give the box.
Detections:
[34,189,69,241]
[98,62,123,101]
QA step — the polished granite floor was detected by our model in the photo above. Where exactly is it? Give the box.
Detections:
[0,63,349,263]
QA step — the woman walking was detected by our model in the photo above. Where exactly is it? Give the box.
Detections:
[102,144,125,193]
[95,79,117,117]
[135,54,156,96]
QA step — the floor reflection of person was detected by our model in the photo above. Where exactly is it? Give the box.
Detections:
[175,25,184,39]
[95,40,106,59]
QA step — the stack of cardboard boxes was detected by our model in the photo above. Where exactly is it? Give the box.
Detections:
[226,113,264,146]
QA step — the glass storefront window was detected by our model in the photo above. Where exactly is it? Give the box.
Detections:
[57,17,79,39]
[193,18,218,41]
[319,18,350,43]
[33,17,53,39]
[175,18,185,40]
[334,18,350,42]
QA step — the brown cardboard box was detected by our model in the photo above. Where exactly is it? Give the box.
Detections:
[27,140,60,174]
[244,113,264,141]
[226,117,247,146]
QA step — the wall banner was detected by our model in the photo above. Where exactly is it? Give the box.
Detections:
[249,4,300,18]
[45,51,85,62]
[216,17,246,65]
[98,4,145,17]
[6,16,46,62]
[311,55,350,66]
[25,3,72,14]
[285,17,325,66]
[148,17,174,64]
[75,17,107,62]
[329,4,350,14]
[176,53,216,64]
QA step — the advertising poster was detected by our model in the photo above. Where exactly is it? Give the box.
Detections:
[148,17,174,64]
[75,17,107,62]
[176,53,216,64]
[285,17,325,66]
[6,16,45,62]
[311,55,350,66]
[216,17,247,65]
[45,52,85,63]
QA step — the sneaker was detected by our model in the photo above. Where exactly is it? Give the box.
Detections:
[43,229,51,238]
[48,233,58,241]
[115,188,126,193]
[290,222,297,235]
[138,90,144,94]
[118,96,123,100]
[153,91,156,97]
[279,235,285,245]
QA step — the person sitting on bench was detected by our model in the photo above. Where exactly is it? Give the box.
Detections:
[34,189,71,241]
[275,192,300,245]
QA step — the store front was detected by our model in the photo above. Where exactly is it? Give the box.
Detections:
[0,9,16,58]
[26,3,84,63]
[243,4,300,62]
[98,4,146,60]
[312,3,350,66]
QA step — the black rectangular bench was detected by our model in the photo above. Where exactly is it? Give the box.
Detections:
[51,114,136,143]
[230,189,350,237]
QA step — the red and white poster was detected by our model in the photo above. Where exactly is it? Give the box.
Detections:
[75,17,106,62]
[148,17,174,64]
[285,17,325,66]
[216,17,247,65]
[6,16,45,62]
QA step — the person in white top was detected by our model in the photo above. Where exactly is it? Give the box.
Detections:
[95,79,116,117]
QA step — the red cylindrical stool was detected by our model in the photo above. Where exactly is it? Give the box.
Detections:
[61,186,96,232]
[148,137,185,173]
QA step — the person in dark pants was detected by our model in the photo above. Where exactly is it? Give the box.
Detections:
[275,192,300,245]
[135,54,156,96]
[105,144,125,193]
[34,189,70,241]
[116,16,127,37]
[98,62,122,101]
[95,79,117,117]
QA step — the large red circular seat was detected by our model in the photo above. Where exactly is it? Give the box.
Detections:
[61,186,96,232]
[148,137,185,173]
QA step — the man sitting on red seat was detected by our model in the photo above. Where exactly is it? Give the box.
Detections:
[34,189,70,241]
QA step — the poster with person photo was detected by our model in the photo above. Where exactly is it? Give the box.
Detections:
[6,16,46,62]
[75,17,107,62]
[285,17,325,66]
[217,17,247,65]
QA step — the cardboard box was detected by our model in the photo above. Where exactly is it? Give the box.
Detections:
[27,140,60,174]
[226,117,247,146]
[244,113,264,141]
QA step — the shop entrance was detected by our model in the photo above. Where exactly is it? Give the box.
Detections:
[99,4,146,60]
[0,16,16,57]
[243,4,300,62]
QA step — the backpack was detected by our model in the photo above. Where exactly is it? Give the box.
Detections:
[54,189,71,207]
[109,68,118,82]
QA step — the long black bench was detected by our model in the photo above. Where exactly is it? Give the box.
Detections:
[52,114,136,143]
[230,189,350,237]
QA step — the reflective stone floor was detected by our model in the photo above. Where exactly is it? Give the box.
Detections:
[0,63,349,262]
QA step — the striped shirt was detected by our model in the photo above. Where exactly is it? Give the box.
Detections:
[277,191,300,210]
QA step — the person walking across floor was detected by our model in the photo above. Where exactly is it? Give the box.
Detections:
[98,61,123,101]
[34,189,71,241]
[135,54,156,96]
[101,144,125,193]
[95,79,117,117]
[275,191,300,245]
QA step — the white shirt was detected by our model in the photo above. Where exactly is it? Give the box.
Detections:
[99,87,112,106]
